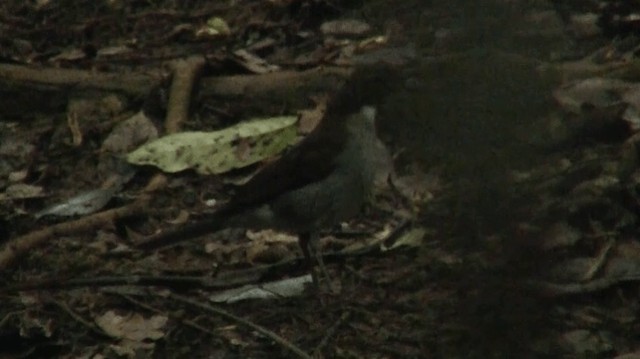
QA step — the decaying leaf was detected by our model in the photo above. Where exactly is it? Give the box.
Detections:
[35,187,120,218]
[95,310,167,341]
[196,16,231,38]
[381,227,427,251]
[1,183,44,200]
[233,49,280,74]
[320,19,371,37]
[101,111,159,154]
[126,116,298,175]
[209,275,312,303]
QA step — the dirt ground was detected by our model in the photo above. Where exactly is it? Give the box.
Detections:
[2,0,640,358]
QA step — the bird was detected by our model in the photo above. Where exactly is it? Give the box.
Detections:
[136,64,398,284]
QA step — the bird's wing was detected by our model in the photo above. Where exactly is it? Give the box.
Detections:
[220,118,347,215]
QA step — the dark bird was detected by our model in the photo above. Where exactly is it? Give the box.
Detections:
[137,64,398,283]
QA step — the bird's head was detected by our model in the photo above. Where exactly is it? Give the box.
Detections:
[325,64,402,118]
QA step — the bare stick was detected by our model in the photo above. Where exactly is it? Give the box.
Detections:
[167,292,313,359]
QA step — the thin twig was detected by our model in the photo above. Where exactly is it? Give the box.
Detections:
[314,310,351,355]
[116,292,219,337]
[51,299,111,338]
[166,292,313,359]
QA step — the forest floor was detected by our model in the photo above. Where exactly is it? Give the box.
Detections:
[1,0,640,358]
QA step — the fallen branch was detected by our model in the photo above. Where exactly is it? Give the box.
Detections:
[0,174,166,270]
[0,199,146,269]
[165,56,205,133]
[0,62,349,114]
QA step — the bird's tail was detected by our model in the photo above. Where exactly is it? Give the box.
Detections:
[135,212,227,250]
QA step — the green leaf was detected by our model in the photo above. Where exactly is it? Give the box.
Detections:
[126,116,298,174]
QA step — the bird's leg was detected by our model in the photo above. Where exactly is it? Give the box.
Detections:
[299,232,320,288]
[309,232,332,289]
[298,232,317,287]
[299,232,332,291]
